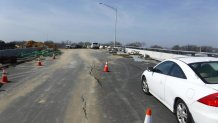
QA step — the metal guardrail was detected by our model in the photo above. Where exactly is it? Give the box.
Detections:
[18,49,62,59]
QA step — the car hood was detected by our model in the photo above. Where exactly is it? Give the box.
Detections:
[206,84,218,91]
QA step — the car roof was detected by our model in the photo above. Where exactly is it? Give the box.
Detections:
[174,57,218,64]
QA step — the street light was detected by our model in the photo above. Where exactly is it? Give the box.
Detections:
[99,2,117,48]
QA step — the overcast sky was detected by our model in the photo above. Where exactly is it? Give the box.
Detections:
[0,0,218,47]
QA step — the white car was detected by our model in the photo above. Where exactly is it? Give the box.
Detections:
[141,57,218,123]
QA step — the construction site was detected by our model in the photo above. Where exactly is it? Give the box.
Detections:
[1,1,218,123]
[0,47,179,123]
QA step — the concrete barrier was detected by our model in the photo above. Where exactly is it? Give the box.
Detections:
[125,48,189,61]
[0,48,38,64]
[0,48,37,57]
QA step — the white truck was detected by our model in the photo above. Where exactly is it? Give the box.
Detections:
[91,42,99,49]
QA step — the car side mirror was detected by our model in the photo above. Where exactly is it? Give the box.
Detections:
[147,67,154,72]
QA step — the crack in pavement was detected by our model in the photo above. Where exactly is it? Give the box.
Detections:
[89,64,103,88]
[94,76,102,87]
[81,95,88,120]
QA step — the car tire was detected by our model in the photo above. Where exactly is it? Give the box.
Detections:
[141,77,150,95]
[175,99,193,123]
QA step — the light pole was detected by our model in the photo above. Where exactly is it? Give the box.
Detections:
[99,3,117,48]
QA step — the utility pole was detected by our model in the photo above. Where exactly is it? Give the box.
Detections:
[99,3,117,48]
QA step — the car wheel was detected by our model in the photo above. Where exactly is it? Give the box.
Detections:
[175,99,193,123]
[141,77,150,95]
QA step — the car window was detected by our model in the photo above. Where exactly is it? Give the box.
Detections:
[189,62,218,84]
[154,61,174,75]
[169,64,187,79]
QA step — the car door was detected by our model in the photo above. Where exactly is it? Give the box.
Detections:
[165,63,187,108]
[149,61,174,101]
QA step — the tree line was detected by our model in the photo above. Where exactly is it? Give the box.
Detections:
[150,44,217,53]
[0,40,217,52]
[0,40,17,50]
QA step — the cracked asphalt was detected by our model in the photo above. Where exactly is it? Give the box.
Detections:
[0,49,177,123]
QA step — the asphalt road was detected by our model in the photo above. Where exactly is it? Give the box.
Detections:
[0,49,177,123]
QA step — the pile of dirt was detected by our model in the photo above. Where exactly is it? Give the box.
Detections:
[25,40,44,48]
[24,40,57,49]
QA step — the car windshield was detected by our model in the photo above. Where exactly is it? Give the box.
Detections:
[189,62,218,84]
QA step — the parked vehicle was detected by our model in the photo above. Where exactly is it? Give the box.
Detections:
[141,57,218,123]
[65,44,82,49]
[91,42,99,49]
[99,45,104,49]
[109,48,118,54]
[65,45,71,49]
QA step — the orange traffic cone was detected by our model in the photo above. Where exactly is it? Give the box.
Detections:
[37,59,43,66]
[104,61,109,72]
[144,108,152,123]
[1,70,8,84]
